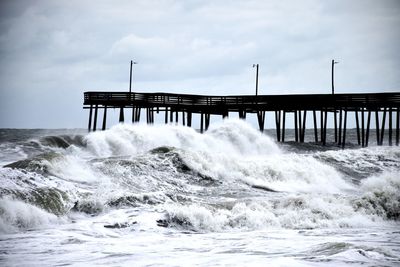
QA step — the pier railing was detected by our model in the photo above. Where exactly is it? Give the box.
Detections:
[84,91,400,111]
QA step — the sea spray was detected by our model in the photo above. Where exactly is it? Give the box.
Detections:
[1,121,400,266]
[354,171,400,220]
[0,198,62,233]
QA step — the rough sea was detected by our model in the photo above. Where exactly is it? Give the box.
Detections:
[0,119,399,266]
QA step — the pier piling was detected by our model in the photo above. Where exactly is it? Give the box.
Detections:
[313,110,318,142]
[93,105,98,131]
[102,105,107,130]
[381,108,387,145]
[119,107,124,123]
[88,105,93,132]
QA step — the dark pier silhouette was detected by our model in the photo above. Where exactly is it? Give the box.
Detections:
[84,91,400,147]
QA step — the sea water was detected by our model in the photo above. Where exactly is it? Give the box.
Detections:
[0,119,399,266]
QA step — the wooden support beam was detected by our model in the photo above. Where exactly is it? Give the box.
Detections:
[366,111,371,147]
[165,107,168,124]
[313,110,318,142]
[323,110,327,145]
[355,109,361,145]
[301,110,307,142]
[205,114,210,130]
[102,105,107,130]
[119,106,124,123]
[175,110,179,123]
[375,111,380,145]
[187,112,192,127]
[389,107,393,146]
[294,111,299,142]
[397,108,399,146]
[258,111,265,132]
[200,113,204,133]
[149,108,153,124]
[88,104,93,132]
[298,110,302,142]
[239,110,246,119]
[361,108,365,147]
[136,108,141,122]
[338,109,343,145]
[170,108,173,123]
[320,110,324,143]
[380,108,387,145]
[182,111,186,126]
[281,111,286,142]
[276,110,281,142]
[334,110,337,143]
[342,109,347,148]
[275,111,281,142]
[93,104,98,131]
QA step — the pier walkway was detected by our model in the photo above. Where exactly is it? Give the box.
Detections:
[84,91,400,147]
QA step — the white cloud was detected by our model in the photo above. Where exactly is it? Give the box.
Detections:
[0,0,399,127]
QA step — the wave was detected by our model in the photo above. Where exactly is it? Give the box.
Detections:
[354,171,400,220]
[1,120,399,233]
[306,242,398,263]
[160,171,399,232]
[84,119,280,158]
[0,197,63,233]
[314,146,400,180]
[39,135,86,149]
[2,169,398,234]
[4,152,63,175]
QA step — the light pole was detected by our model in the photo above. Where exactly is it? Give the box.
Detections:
[253,64,259,95]
[331,59,338,94]
[129,60,138,93]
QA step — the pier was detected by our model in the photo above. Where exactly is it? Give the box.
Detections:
[84,91,400,147]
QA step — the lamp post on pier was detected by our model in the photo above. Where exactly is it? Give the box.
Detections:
[331,59,338,94]
[253,64,259,95]
[129,60,138,93]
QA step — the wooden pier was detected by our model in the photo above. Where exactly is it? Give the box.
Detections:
[84,91,400,147]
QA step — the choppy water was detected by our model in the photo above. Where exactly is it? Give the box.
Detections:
[0,120,399,266]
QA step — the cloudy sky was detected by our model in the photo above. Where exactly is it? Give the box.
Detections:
[0,0,399,128]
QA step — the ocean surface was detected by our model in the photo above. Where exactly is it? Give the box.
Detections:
[0,119,399,266]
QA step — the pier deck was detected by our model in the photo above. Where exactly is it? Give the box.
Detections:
[84,91,400,147]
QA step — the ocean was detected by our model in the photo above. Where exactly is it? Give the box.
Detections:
[0,119,399,266]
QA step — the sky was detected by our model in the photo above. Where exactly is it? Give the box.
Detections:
[0,0,399,128]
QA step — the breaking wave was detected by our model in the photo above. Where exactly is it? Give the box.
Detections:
[1,119,399,233]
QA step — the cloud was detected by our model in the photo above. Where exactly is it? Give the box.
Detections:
[0,0,399,127]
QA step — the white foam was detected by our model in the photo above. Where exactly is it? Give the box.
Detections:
[360,170,400,194]
[354,171,400,219]
[2,120,398,233]
[162,191,391,232]
[81,120,352,193]
[84,119,281,158]
[0,198,62,233]
[315,146,400,174]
